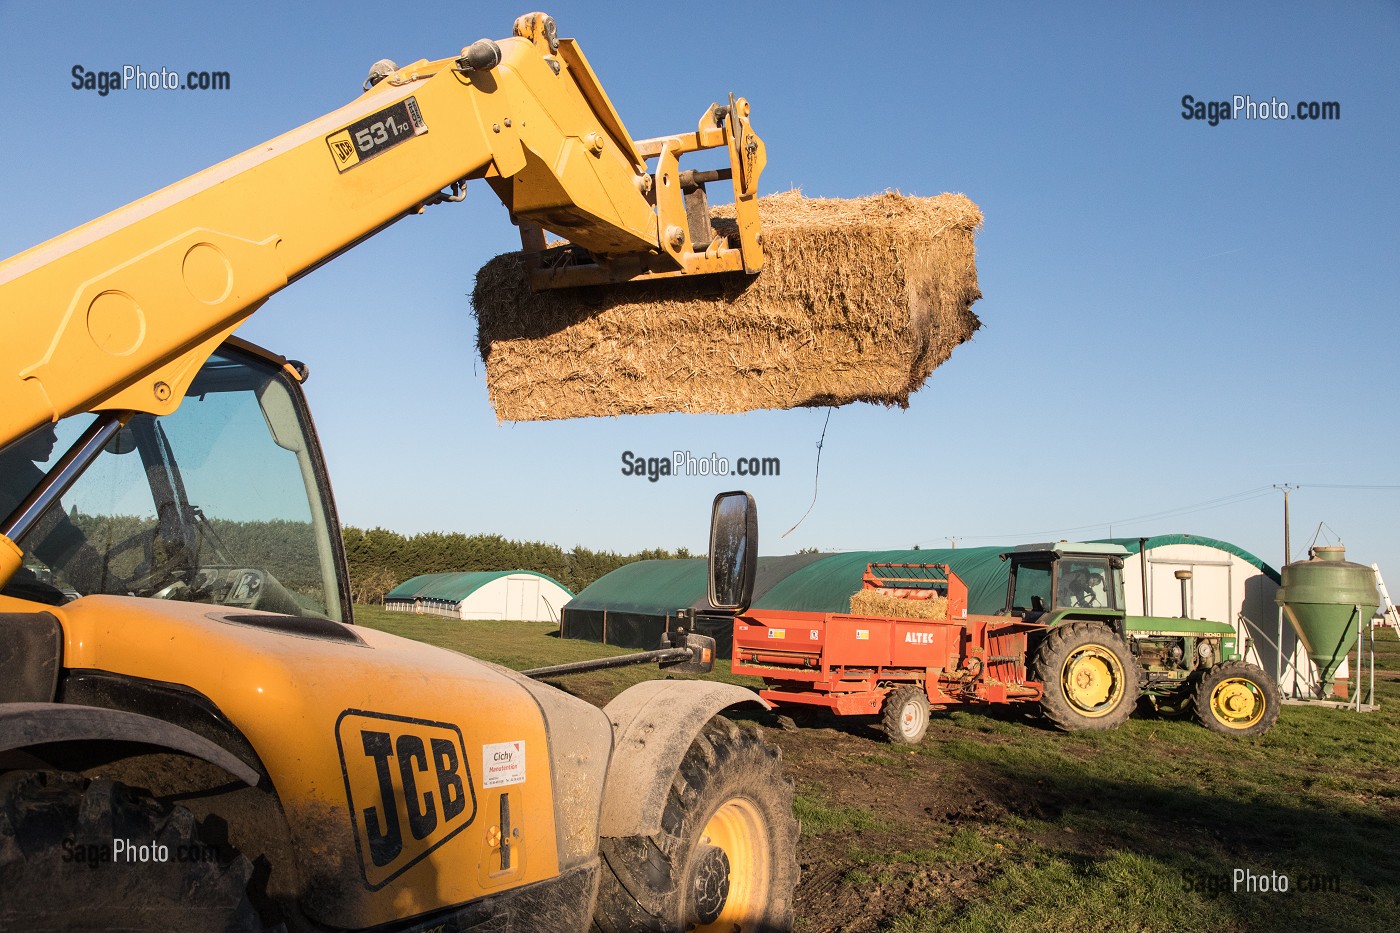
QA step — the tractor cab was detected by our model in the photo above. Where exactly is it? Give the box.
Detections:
[1002,542,1129,620]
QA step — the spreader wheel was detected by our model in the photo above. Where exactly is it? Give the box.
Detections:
[1032,622,1140,731]
[881,685,931,745]
[593,716,799,933]
[1192,661,1281,737]
[0,770,262,931]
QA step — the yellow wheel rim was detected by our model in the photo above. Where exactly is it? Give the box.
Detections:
[694,798,771,932]
[1062,644,1126,717]
[1209,677,1266,729]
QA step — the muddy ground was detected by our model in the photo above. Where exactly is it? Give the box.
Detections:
[760,671,1400,933]
[771,714,1002,933]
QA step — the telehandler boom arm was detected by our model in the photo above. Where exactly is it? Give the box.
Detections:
[0,11,765,454]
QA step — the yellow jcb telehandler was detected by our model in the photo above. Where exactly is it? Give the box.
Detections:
[0,12,794,931]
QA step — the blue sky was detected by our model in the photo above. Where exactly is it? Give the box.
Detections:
[2,1,1397,579]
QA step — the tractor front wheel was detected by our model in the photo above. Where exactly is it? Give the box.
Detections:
[1032,622,1140,731]
[881,685,931,745]
[1192,661,1280,737]
[593,716,799,933]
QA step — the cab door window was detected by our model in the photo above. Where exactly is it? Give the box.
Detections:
[1056,558,1111,609]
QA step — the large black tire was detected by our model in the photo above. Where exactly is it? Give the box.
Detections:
[1192,661,1281,737]
[1032,622,1140,731]
[593,716,800,933]
[0,770,262,932]
[881,685,931,745]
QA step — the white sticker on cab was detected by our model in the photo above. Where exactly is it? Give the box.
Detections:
[482,740,526,788]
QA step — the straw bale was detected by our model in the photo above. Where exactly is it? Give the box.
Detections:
[849,589,950,620]
[473,190,982,420]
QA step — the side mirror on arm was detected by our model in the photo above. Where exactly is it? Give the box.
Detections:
[521,491,756,682]
[708,490,757,612]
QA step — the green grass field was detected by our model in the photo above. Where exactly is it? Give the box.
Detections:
[355,605,1400,933]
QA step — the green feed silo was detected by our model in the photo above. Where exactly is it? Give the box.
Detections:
[1276,546,1379,688]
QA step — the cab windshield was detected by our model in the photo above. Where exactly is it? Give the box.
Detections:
[0,346,346,620]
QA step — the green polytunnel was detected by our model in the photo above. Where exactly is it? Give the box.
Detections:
[753,546,1014,615]
[559,554,832,652]
[560,549,1008,655]
[560,535,1287,666]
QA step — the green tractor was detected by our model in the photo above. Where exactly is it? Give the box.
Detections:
[1004,543,1280,737]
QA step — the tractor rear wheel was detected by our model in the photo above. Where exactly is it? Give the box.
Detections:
[1192,661,1280,737]
[1032,622,1140,731]
[881,685,931,745]
[0,769,262,932]
[593,716,799,933]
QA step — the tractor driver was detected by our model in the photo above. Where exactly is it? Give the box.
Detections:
[1058,566,1106,609]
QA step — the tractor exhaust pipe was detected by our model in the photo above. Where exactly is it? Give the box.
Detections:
[1175,569,1192,618]
[1139,537,1149,613]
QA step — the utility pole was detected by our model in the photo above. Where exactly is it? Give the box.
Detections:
[1275,484,1297,566]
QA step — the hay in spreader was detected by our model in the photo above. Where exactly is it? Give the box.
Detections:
[472,190,983,421]
[849,589,950,621]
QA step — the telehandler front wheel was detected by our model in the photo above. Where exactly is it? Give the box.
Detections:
[593,716,799,933]
[0,769,262,932]
[881,685,931,745]
[1032,622,1140,731]
[1192,661,1281,737]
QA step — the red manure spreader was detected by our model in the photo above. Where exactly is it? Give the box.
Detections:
[732,563,1045,743]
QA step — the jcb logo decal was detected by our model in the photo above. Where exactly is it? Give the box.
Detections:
[326,129,360,170]
[335,710,477,889]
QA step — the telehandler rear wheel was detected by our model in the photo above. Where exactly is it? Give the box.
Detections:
[593,716,799,933]
[881,685,931,745]
[0,769,262,932]
[1192,661,1280,737]
[1032,622,1140,731]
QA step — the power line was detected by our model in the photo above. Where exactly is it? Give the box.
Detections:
[916,482,1399,549]
[1299,483,1400,490]
[920,485,1278,546]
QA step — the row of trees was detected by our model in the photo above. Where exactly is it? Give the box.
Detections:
[342,526,694,605]
[63,511,699,606]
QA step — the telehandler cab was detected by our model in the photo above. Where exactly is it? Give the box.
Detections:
[0,12,797,932]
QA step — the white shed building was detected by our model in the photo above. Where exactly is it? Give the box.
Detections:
[384,571,573,623]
